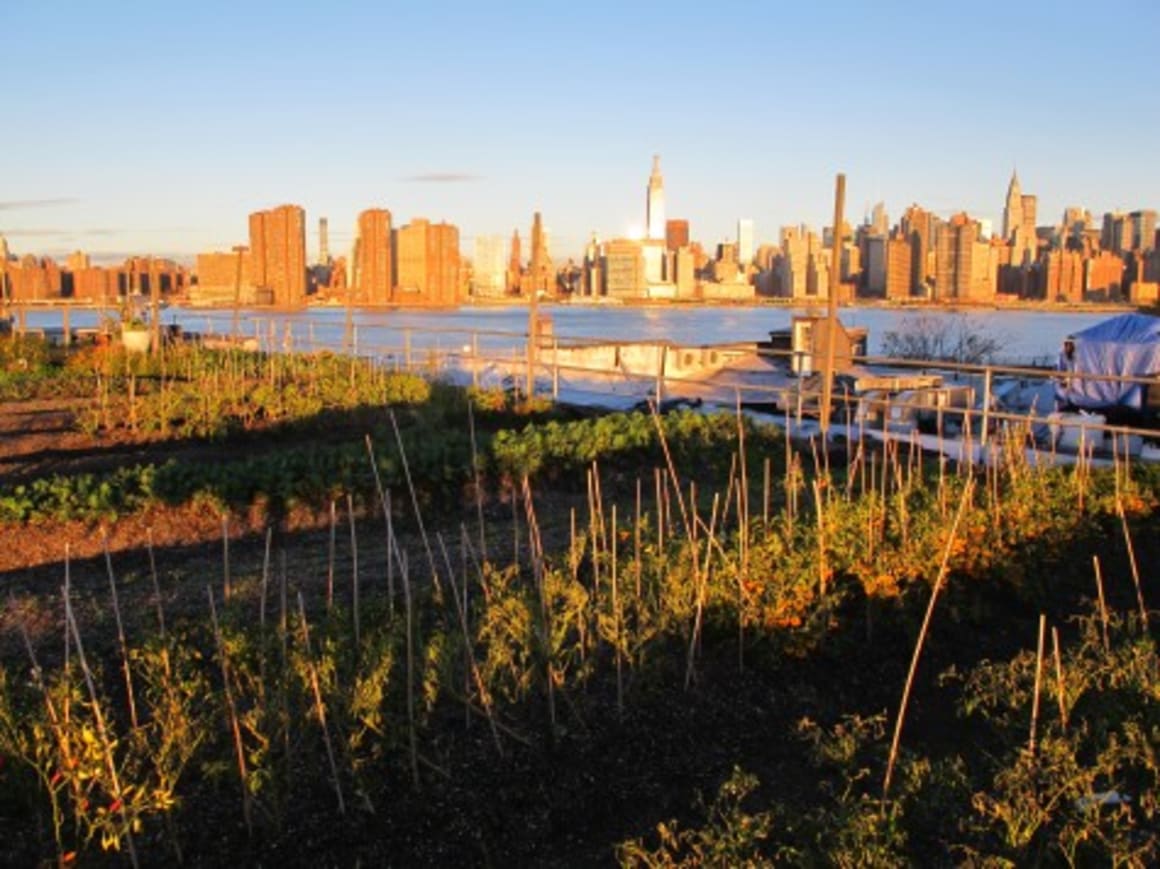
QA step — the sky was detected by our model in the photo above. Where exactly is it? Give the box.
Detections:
[2,0,1158,265]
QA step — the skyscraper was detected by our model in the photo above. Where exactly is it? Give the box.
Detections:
[526,211,553,295]
[355,208,392,304]
[472,235,507,297]
[665,219,689,252]
[394,218,461,305]
[318,217,330,265]
[646,155,665,241]
[737,218,755,265]
[249,204,307,306]
[1002,171,1023,242]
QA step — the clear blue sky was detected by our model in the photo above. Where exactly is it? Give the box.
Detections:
[3,0,1157,264]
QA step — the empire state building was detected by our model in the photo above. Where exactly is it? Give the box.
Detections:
[646,155,665,241]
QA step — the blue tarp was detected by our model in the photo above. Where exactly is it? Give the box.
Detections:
[1056,313,1160,410]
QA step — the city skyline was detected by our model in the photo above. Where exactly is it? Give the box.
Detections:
[3,1,1158,263]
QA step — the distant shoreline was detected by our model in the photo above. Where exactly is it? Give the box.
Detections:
[4,295,1141,317]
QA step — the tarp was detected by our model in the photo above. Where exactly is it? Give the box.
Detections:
[1056,313,1160,410]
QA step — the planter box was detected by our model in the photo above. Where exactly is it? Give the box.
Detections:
[121,328,151,353]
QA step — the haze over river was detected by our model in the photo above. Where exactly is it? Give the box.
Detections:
[25,303,1121,366]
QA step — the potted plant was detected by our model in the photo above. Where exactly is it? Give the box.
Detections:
[120,305,151,353]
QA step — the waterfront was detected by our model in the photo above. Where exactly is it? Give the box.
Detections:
[19,302,1117,366]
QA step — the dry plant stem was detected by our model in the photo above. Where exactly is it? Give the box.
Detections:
[437,534,503,756]
[1116,500,1150,629]
[882,477,975,805]
[1030,613,1046,755]
[102,533,139,730]
[65,591,141,868]
[346,493,360,648]
[206,586,253,837]
[1052,626,1068,733]
[388,409,442,598]
[1092,555,1110,653]
[296,592,347,816]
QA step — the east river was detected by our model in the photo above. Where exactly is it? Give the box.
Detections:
[21,302,1123,366]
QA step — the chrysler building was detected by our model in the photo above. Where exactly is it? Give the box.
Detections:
[646,155,665,241]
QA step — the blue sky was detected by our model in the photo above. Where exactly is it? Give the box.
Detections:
[2,0,1157,264]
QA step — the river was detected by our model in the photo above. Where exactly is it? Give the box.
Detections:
[21,302,1119,366]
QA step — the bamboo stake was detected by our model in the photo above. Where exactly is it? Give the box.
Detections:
[296,592,346,815]
[883,477,975,804]
[655,467,665,552]
[390,537,420,788]
[65,592,140,868]
[1092,555,1110,653]
[812,480,829,597]
[1052,626,1068,734]
[365,436,397,615]
[102,534,138,730]
[206,586,253,837]
[388,409,442,598]
[1030,614,1047,755]
[437,534,503,755]
[327,499,337,611]
[63,543,71,672]
[467,399,488,563]
[221,513,231,602]
[685,492,721,691]
[347,493,360,648]
[521,476,556,737]
[146,528,165,638]
[1116,500,1150,630]
[634,477,643,600]
[611,503,623,720]
[260,526,272,633]
[763,456,771,532]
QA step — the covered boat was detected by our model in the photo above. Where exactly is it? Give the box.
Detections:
[1056,313,1160,413]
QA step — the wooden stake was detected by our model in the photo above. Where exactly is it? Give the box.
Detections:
[65,592,140,867]
[347,493,360,648]
[1117,500,1150,630]
[1030,614,1046,755]
[388,409,442,598]
[146,528,165,638]
[327,499,337,611]
[102,534,138,730]
[206,586,253,837]
[1052,626,1068,734]
[437,535,503,756]
[1092,555,1110,653]
[883,478,975,804]
[221,513,231,602]
[296,592,346,815]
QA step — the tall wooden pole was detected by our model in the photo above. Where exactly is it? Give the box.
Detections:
[820,173,846,436]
